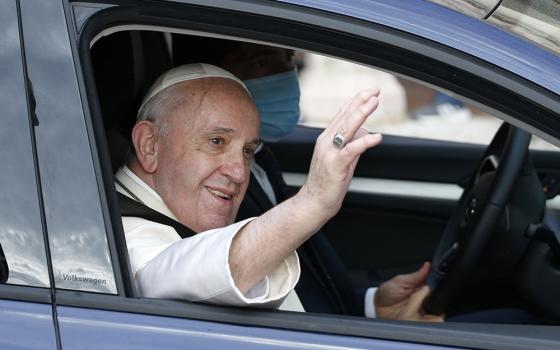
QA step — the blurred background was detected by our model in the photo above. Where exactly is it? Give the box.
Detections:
[297,53,556,150]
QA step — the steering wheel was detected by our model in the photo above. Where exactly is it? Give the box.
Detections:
[424,123,531,315]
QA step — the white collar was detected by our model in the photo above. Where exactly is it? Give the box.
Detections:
[115,165,179,221]
[122,166,163,201]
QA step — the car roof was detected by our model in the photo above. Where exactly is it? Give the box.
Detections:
[275,0,560,96]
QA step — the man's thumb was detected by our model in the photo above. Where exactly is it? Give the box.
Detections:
[406,261,431,285]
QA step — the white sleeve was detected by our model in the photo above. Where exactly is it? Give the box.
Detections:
[123,217,300,308]
[364,287,378,318]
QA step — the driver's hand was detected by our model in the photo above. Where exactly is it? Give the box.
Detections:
[374,262,444,322]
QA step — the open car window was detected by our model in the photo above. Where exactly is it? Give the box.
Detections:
[91,26,560,315]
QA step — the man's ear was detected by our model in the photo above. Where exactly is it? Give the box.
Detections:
[131,121,159,173]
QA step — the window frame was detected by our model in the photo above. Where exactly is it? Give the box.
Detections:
[69,1,560,349]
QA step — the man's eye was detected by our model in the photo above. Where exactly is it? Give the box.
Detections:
[243,147,256,158]
[209,137,224,146]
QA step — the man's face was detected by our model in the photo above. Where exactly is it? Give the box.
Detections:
[153,78,259,232]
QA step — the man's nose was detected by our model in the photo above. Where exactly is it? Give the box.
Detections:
[221,151,248,183]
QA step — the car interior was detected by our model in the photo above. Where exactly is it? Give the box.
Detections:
[86,23,560,328]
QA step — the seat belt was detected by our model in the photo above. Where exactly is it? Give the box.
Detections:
[117,192,196,239]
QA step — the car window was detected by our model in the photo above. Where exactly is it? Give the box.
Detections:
[90,27,560,303]
[0,1,49,288]
[299,53,557,151]
[18,0,117,294]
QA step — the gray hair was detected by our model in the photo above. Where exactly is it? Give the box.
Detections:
[136,82,190,136]
[126,83,189,164]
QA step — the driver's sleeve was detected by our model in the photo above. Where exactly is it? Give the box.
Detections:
[364,287,378,318]
[124,217,301,309]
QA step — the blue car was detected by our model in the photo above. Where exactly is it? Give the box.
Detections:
[2,0,560,348]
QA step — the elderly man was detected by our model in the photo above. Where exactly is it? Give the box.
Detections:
[115,63,439,320]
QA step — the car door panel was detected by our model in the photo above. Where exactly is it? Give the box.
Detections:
[271,126,560,287]
[322,193,452,287]
[0,299,57,349]
[56,304,457,350]
[270,127,478,285]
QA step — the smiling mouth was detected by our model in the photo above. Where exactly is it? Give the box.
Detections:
[206,187,233,201]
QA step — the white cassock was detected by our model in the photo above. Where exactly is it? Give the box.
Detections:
[115,165,304,311]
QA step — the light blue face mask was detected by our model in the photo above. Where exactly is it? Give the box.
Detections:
[243,68,301,142]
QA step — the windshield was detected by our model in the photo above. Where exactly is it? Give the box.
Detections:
[429,0,560,56]
[488,0,560,56]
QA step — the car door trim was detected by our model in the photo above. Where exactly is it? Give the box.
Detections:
[55,290,560,350]
[284,172,463,201]
[0,284,52,304]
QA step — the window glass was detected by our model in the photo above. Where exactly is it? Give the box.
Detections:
[299,54,557,150]
[20,0,116,293]
[0,0,49,287]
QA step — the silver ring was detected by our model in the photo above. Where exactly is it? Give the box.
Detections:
[333,133,346,149]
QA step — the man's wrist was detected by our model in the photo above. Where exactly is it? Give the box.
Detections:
[290,188,329,227]
[296,183,341,221]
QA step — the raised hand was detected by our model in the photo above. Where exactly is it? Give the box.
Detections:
[300,88,382,219]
